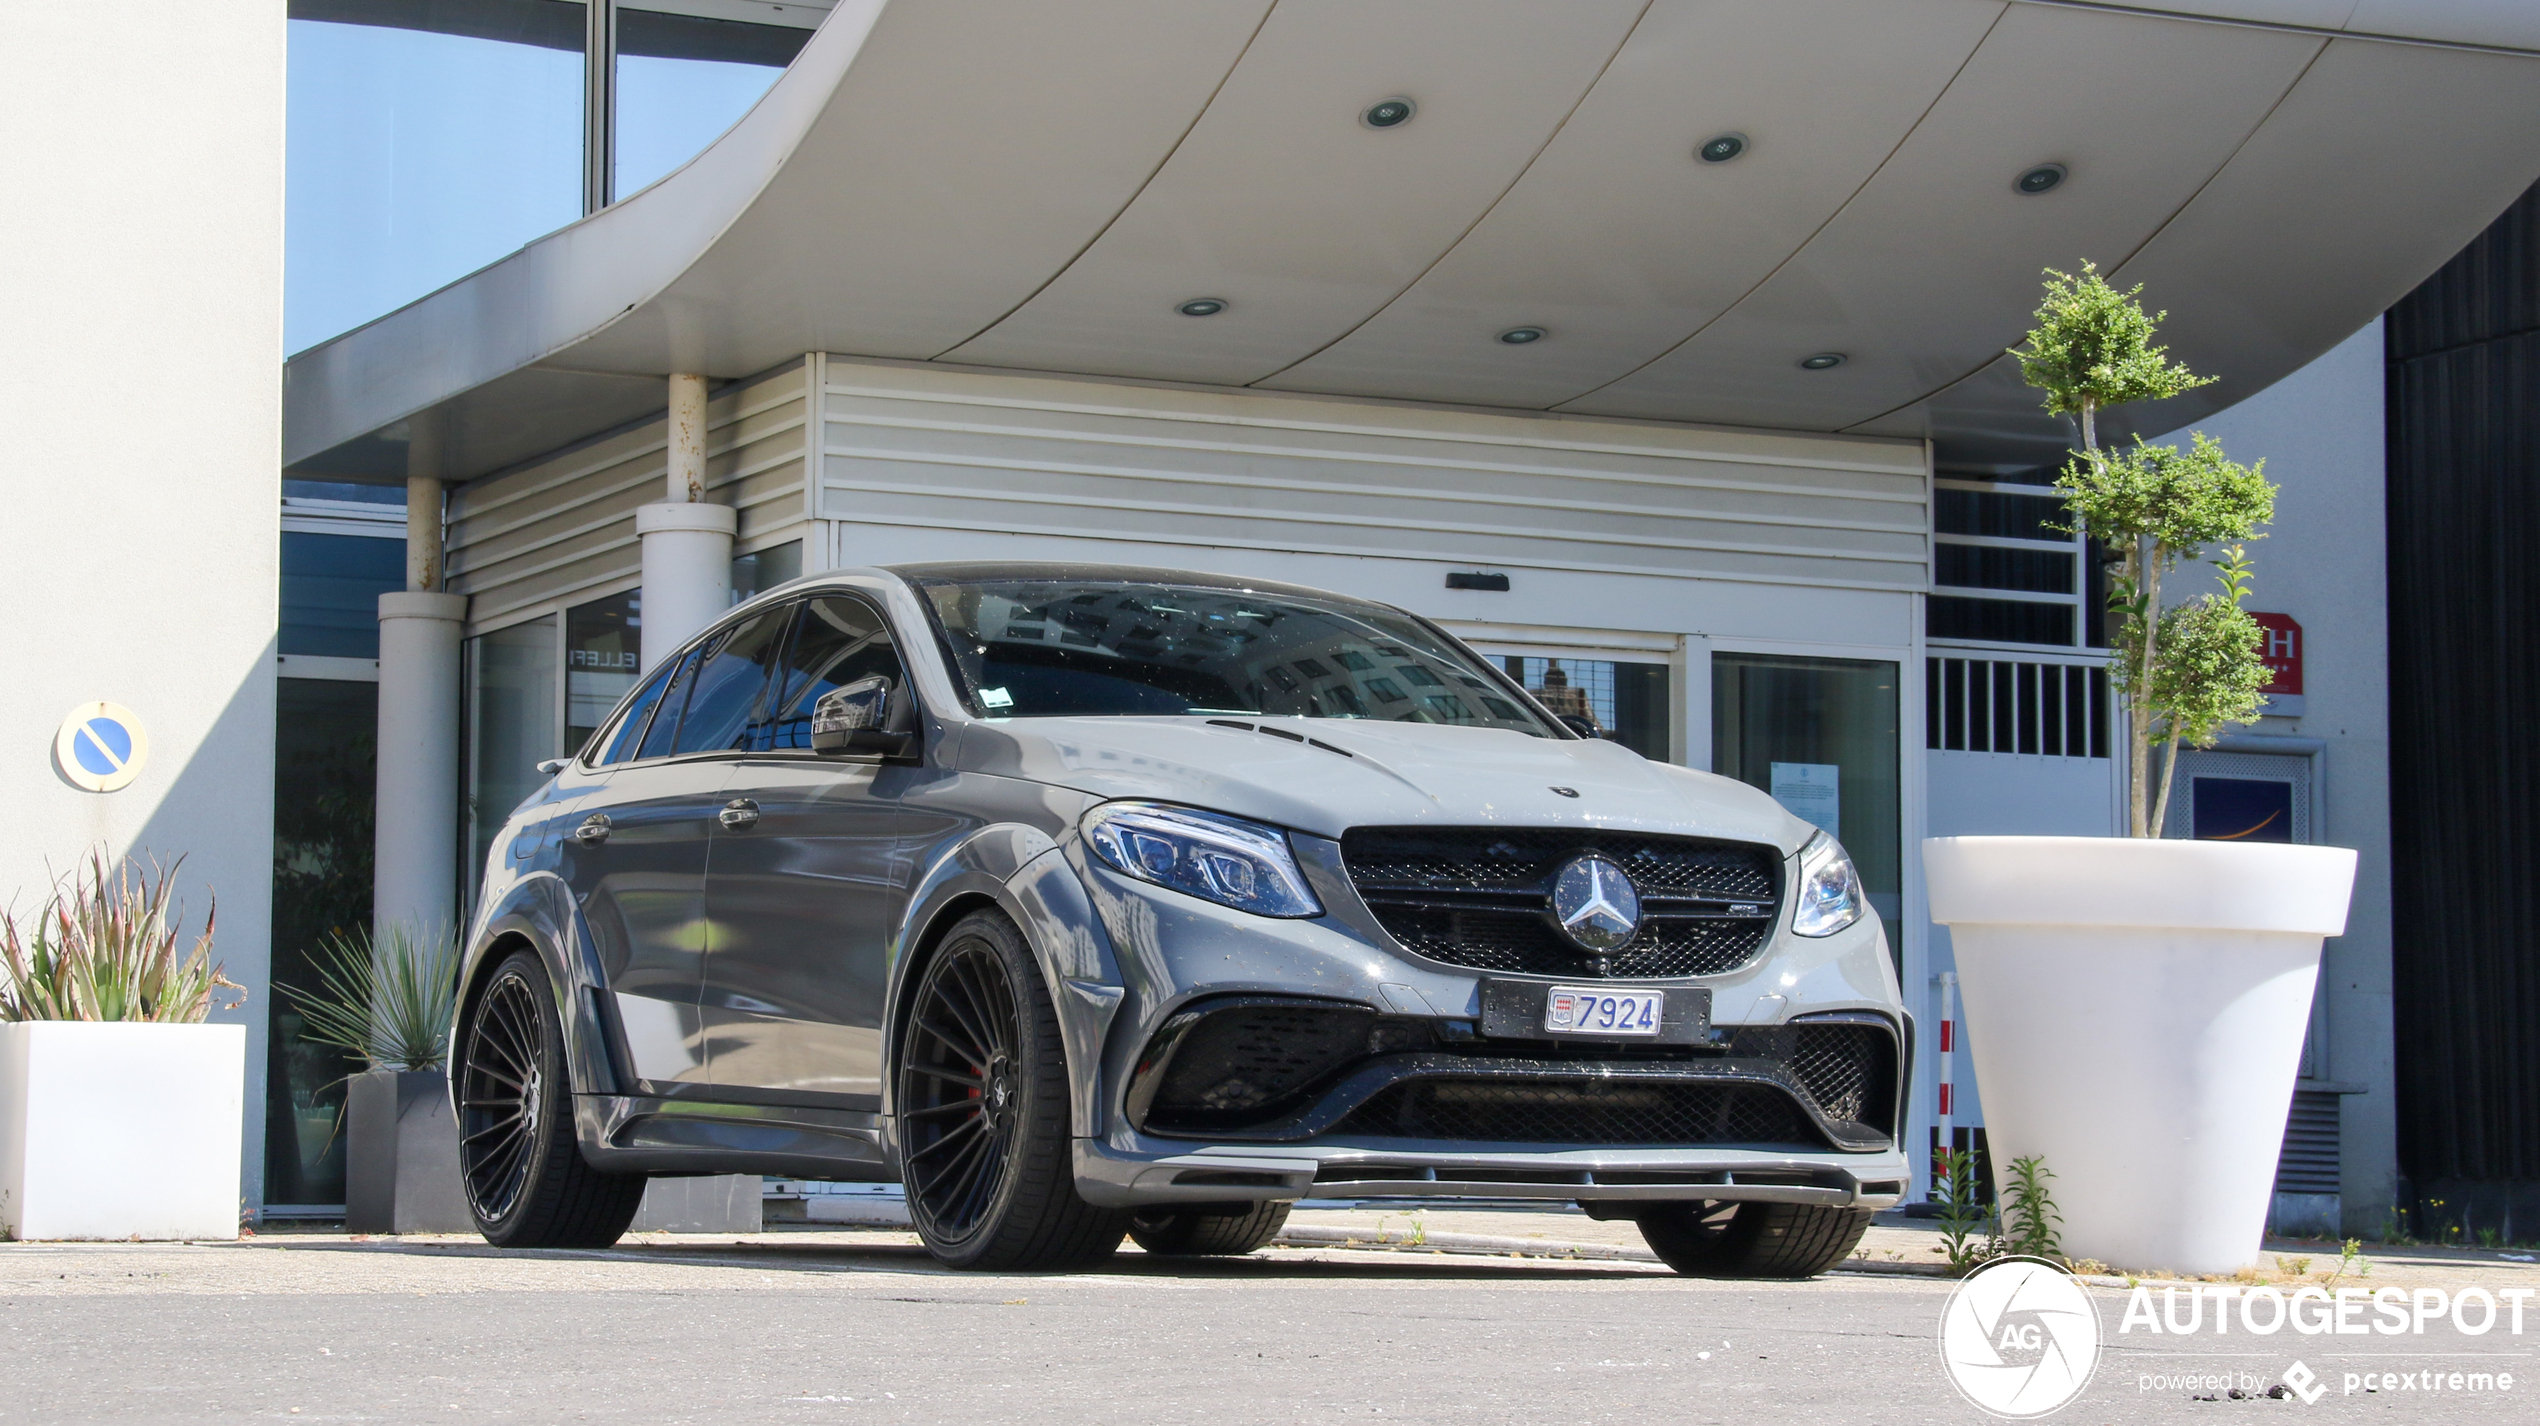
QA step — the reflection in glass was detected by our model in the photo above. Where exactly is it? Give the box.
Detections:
[565,592,640,757]
[467,616,559,885]
[1501,657,1670,761]
[917,578,1552,732]
[287,2,583,352]
[266,677,378,1208]
[560,541,800,755]
[614,4,812,198]
[1712,653,1901,934]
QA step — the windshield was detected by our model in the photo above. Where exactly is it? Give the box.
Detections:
[914,578,1556,735]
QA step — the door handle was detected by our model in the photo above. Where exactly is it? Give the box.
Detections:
[573,815,612,845]
[719,798,761,830]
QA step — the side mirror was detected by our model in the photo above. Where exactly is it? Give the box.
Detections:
[812,675,916,758]
[536,757,570,776]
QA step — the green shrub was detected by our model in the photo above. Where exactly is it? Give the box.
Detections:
[279,921,458,1072]
[0,849,240,1023]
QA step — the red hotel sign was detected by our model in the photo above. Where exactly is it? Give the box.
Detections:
[2250,612,2303,695]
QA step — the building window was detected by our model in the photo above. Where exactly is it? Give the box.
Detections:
[466,616,559,884]
[1500,657,1670,762]
[1712,653,1902,931]
[1928,472,2094,649]
[281,531,407,658]
[286,2,820,351]
[287,1,586,353]
[565,592,639,757]
[266,676,378,1210]
[1929,595,2076,647]
[731,539,802,602]
[614,3,813,198]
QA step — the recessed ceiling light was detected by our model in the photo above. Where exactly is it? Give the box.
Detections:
[1498,327,1546,345]
[1798,352,1845,370]
[1362,97,1415,129]
[1697,133,1748,164]
[2016,163,2067,195]
[1175,298,1228,317]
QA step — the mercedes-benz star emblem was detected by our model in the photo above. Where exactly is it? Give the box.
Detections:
[1550,855,1641,954]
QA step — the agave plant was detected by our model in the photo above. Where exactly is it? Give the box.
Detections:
[0,850,242,1023]
[280,921,458,1072]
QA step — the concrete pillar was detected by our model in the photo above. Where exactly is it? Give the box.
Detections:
[637,502,735,671]
[375,591,466,935]
[637,373,732,671]
[377,422,465,937]
[668,372,708,503]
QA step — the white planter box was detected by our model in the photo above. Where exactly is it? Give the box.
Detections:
[1925,836,2356,1276]
[0,1021,245,1240]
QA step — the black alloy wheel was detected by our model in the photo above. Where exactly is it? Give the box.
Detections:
[456,949,646,1248]
[1634,1200,1873,1278]
[898,910,1128,1270]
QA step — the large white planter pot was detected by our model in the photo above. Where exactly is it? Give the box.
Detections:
[1925,836,2356,1276]
[0,1021,245,1240]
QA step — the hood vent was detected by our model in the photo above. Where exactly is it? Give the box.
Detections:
[1206,718,1356,759]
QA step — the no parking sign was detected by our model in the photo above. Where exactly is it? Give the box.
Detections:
[54,702,148,793]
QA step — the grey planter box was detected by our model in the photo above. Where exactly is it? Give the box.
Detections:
[347,1068,758,1235]
[345,1068,474,1234]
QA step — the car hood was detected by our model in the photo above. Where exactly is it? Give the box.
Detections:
[951,715,1810,852]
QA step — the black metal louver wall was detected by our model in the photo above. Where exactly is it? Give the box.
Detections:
[2386,178,2540,1230]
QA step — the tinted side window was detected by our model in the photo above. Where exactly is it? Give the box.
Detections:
[752,596,906,751]
[635,647,704,760]
[592,655,677,766]
[671,609,790,755]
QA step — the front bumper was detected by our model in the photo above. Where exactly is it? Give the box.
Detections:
[1055,827,1911,1213]
[1074,1137,1912,1210]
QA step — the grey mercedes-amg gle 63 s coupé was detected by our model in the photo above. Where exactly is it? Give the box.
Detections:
[453,564,1910,1275]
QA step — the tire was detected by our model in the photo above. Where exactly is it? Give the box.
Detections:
[1129,1201,1293,1257]
[897,910,1130,1271]
[455,949,647,1248]
[1635,1201,1873,1279]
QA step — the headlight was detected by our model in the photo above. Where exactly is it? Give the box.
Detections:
[1791,830,1867,938]
[1082,802,1323,919]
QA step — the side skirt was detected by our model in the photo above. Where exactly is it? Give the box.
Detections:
[575,1093,899,1181]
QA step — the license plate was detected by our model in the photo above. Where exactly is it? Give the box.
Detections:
[1544,986,1664,1037]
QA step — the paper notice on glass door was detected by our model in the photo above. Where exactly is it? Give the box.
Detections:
[1770,762,1841,838]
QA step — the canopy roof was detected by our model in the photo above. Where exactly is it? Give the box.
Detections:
[284,0,2540,480]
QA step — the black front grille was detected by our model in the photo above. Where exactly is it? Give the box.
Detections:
[1334,1077,1824,1149]
[1139,1000,1430,1134]
[1724,1020,1897,1136]
[1340,827,1782,979]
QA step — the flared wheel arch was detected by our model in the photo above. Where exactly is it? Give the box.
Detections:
[884,891,1069,1150]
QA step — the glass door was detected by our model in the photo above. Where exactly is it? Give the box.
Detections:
[1711,652,1903,935]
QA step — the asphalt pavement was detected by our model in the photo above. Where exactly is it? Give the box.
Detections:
[2,1211,2534,1424]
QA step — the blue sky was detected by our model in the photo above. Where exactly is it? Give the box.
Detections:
[287,20,779,354]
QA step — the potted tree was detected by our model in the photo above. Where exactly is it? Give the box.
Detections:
[0,852,246,1240]
[1923,267,2358,1275]
[284,922,471,1234]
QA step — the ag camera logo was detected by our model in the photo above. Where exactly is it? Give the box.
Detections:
[1939,1257,2103,1418]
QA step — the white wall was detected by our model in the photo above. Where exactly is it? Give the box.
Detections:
[2149,318,2396,1232]
[0,5,286,1208]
